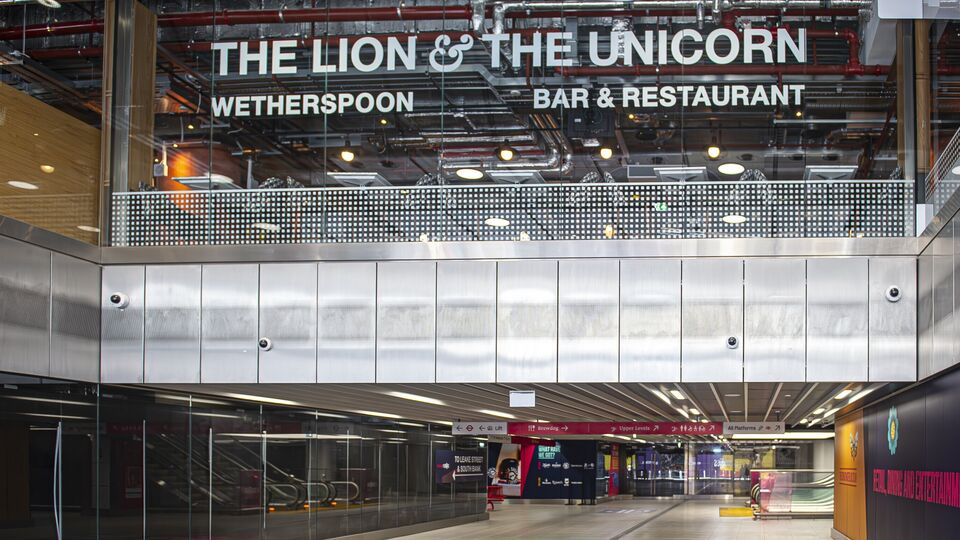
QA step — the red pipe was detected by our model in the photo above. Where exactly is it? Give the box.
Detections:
[0,6,863,42]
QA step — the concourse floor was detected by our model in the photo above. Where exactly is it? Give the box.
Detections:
[399,499,833,540]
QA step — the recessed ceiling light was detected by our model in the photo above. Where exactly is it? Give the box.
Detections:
[669,390,685,400]
[187,123,195,130]
[456,168,484,180]
[484,217,510,228]
[731,432,834,440]
[847,388,875,405]
[77,225,100,233]
[834,389,853,400]
[37,0,61,7]
[650,389,671,405]
[689,408,700,415]
[340,148,356,162]
[355,410,402,419]
[8,180,39,190]
[722,214,748,224]
[251,222,281,233]
[598,146,614,160]
[386,391,446,406]
[379,118,389,126]
[221,393,301,406]
[952,164,960,176]
[676,408,690,419]
[730,410,743,414]
[40,164,55,174]
[706,145,721,159]
[477,409,515,419]
[799,419,808,424]
[813,408,826,415]
[497,144,516,162]
[724,393,741,398]
[823,407,840,417]
[718,162,745,175]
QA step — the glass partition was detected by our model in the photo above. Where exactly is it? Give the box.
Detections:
[0,378,483,539]
[754,469,835,518]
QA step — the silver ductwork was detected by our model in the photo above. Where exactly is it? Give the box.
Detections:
[440,114,574,175]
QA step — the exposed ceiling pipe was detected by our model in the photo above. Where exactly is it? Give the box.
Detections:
[439,113,573,174]
[0,1,866,42]
[557,63,888,76]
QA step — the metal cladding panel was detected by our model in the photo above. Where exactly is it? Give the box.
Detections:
[101,265,145,382]
[918,253,935,380]
[318,262,377,383]
[681,259,743,382]
[436,261,496,383]
[620,259,681,382]
[558,260,619,382]
[201,264,259,383]
[259,263,318,383]
[869,257,917,381]
[744,259,805,382]
[931,227,956,377]
[807,258,869,382]
[50,254,100,382]
[144,265,201,383]
[376,262,437,382]
[497,260,558,382]
[0,237,51,376]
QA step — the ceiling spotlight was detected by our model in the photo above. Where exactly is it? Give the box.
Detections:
[456,168,484,180]
[172,143,180,149]
[813,408,825,415]
[598,146,614,160]
[40,164,55,174]
[484,217,510,228]
[77,225,100,233]
[669,390,685,400]
[627,113,636,120]
[379,118,389,126]
[187,123,195,130]
[706,145,721,160]
[603,223,616,239]
[497,143,516,162]
[952,164,960,176]
[795,110,803,118]
[722,214,748,225]
[717,162,745,176]
[834,389,853,400]
[37,0,61,7]
[689,408,700,415]
[8,180,39,190]
[340,147,356,162]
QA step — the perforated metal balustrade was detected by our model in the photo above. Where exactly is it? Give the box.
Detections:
[110,181,913,246]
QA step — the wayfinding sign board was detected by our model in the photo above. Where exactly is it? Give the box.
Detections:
[452,421,507,436]
[723,422,786,435]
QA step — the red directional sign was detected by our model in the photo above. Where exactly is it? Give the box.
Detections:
[506,421,723,436]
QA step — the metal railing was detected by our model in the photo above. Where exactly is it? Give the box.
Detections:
[927,127,960,219]
[110,180,914,246]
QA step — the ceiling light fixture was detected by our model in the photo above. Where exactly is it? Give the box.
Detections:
[8,180,39,190]
[221,393,301,406]
[497,143,517,162]
[40,164,55,174]
[397,421,424,427]
[834,389,853,400]
[722,214,748,225]
[77,225,100,233]
[37,0,62,8]
[731,432,834,440]
[823,407,841,417]
[355,410,402,419]
[799,419,808,424]
[952,164,960,176]
[379,118,389,126]
[340,147,356,162]
[689,408,700,415]
[172,143,179,148]
[813,408,826,415]
[477,409,516,419]
[484,217,510,228]
[650,389,671,405]
[598,146,614,160]
[187,123,195,130]
[718,162,745,175]
[669,390,685,400]
[676,408,690,419]
[795,110,803,118]
[706,145,721,160]
[456,168,484,180]
[386,391,446,406]
[847,388,876,405]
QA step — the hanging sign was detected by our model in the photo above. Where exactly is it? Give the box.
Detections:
[507,421,724,436]
[452,421,508,435]
[722,422,786,435]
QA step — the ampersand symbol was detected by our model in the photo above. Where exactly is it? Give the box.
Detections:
[596,87,614,108]
[429,34,474,72]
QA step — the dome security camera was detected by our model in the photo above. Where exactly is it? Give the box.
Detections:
[109,293,130,309]
[258,338,273,351]
[885,286,902,303]
[726,336,739,349]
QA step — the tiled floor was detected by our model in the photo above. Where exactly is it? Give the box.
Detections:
[399,499,833,540]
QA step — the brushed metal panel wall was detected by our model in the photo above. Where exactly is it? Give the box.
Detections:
[620,259,681,382]
[376,261,436,382]
[807,258,869,381]
[918,252,935,379]
[931,227,955,377]
[50,254,100,382]
[558,260,619,382]
[202,264,259,382]
[436,261,496,383]
[682,259,743,382]
[101,265,145,382]
[497,260,558,382]
[744,259,805,382]
[868,258,917,381]
[0,237,51,376]
[318,262,377,383]
[259,263,317,383]
[144,265,201,383]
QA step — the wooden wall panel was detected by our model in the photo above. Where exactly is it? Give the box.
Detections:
[0,83,100,243]
[128,2,158,190]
